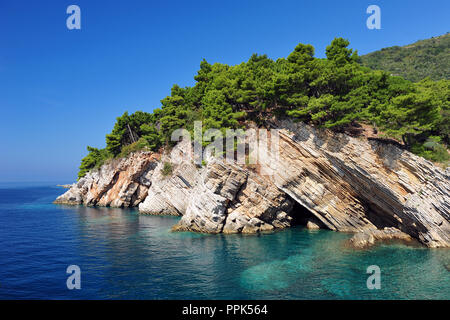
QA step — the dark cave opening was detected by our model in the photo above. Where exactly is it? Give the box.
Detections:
[288,198,328,229]
[363,203,405,230]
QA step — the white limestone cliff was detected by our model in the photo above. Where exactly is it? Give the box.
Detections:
[55,121,450,248]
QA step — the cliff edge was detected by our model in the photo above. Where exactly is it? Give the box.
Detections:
[55,121,450,248]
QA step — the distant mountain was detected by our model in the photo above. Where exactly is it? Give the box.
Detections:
[360,33,450,82]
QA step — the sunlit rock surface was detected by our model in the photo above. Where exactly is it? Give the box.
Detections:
[257,120,449,248]
[139,141,200,215]
[348,227,414,248]
[55,121,450,247]
[54,152,159,208]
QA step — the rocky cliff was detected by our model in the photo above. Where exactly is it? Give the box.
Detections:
[259,120,450,248]
[54,152,160,207]
[55,121,450,248]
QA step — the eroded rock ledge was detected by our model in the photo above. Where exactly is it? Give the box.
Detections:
[55,121,450,248]
[54,152,160,207]
[348,228,414,249]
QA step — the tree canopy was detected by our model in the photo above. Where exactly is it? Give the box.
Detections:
[78,37,450,178]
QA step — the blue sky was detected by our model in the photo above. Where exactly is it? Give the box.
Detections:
[0,0,448,182]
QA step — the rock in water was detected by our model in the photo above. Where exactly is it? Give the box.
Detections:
[256,120,449,248]
[222,172,294,234]
[54,152,159,208]
[349,227,413,248]
[172,161,249,233]
[172,160,295,233]
[55,121,450,247]
[305,217,322,230]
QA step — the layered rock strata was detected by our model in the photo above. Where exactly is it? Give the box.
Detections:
[255,120,450,248]
[55,121,450,247]
[172,161,295,234]
[54,152,159,207]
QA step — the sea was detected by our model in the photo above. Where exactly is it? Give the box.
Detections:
[0,184,448,299]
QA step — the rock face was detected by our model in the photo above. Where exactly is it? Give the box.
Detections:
[172,161,295,234]
[139,141,200,215]
[257,120,450,248]
[54,152,159,207]
[55,120,450,248]
[223,171,295,234]
[173,161,249,233]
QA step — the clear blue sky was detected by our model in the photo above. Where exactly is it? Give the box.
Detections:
[0,0,448,182]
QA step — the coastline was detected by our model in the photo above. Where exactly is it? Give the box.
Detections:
[55,120,450,249]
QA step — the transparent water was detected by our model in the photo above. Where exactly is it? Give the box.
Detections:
[0,185,448,299]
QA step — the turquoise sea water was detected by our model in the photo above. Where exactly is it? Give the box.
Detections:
[0,185,448,299]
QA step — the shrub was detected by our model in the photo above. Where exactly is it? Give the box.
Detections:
[161,162,173,177]
[411,137,450,165]
[118,138,149,158]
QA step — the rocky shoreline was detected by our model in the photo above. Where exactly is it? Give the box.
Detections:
[55,120,450,248]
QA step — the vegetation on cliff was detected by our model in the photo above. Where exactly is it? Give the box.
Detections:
[360,33,450,82]
[78,37,449,179]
